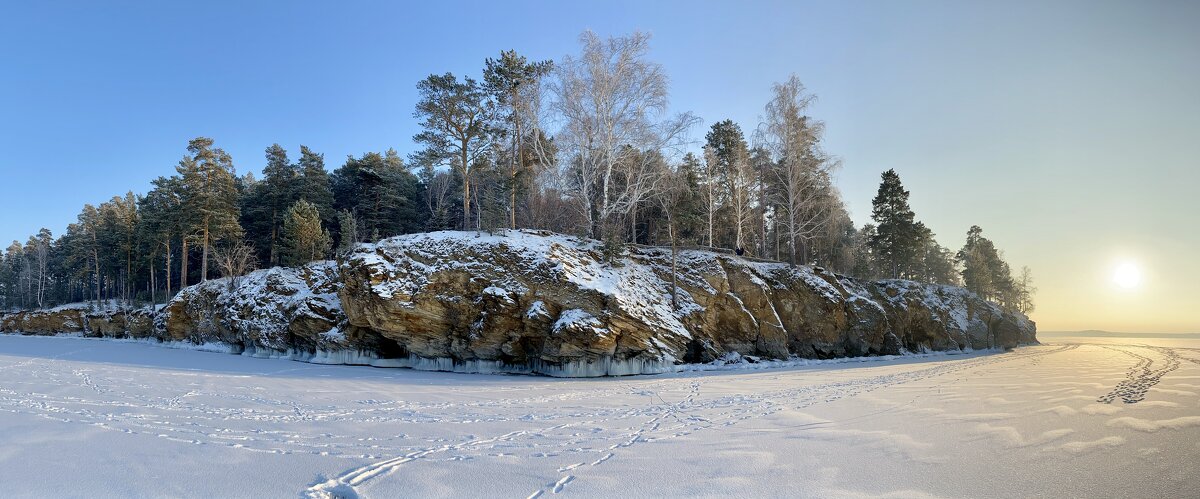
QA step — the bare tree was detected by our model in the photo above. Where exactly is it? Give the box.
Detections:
[550,30,697,241]
[214,242,258,291]
[727,145,755,253]
[700,145,723,248]
[758,75,839,264]
[1016,266,1037,314]
[30,229,51,308]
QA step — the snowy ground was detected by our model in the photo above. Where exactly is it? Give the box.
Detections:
[1,336,1198,498]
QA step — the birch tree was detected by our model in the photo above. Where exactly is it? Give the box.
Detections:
[706,120,754,252]
[550,30,696,241]
[759,75,838,264]
[31,228,51,308]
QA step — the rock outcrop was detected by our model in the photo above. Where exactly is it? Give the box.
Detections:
[0,303,158,338]
[0,306,89,335]
[335,230,1035,376]
[159,262,347,356]
[0,230,1036,377]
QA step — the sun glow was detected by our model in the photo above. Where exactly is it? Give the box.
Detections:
[1113,261,1142,289]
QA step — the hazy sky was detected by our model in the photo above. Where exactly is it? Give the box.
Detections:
[1,1,1196,332]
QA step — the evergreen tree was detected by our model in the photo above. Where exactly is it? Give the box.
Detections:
[241,144,297,267]
[958,225,995,297]
[176,137,243,283]
[2,242,24,309]
[869,169,924,279]
[483,50,554,229]
[673,153,706,244]
[97,193,140,305]
[411,72,496,230]
[331,150,424,242]
[281,199,332,266]
[851,224,879,279]
[296,145,335,228]
[956,225,1017,307]
[140,176,184,301]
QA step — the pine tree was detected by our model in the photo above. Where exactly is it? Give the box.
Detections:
[851,224,879,279]
[296,145,335,228]
[673,153,706,244]
[30,228,53,308]
[140,176,184,300]
[176,137,243,283]
[331,151,424,242]
[869,169,923,279]
[483,50,554,229]
[241,144,297,267]
[956,225,1018,307]
[958,225,994,298]
[280,199,331,266]
[411,72,496,230]
[2,242,27,309]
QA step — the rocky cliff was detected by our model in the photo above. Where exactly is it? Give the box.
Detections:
[0,230,1036,377]
[0,303,155,338]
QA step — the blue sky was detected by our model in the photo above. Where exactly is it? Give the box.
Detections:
[1,0,1197,331]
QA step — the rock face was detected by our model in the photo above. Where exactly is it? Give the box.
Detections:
[336,230,1036,376]
[0,306,89,335]
[159,262,347,356]
[0,303,157,338]
[0,230,1036,377]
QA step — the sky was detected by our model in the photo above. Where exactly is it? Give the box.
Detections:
[1,0,1197,332]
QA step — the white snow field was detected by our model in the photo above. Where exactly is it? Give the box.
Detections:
[1,335,1198,498]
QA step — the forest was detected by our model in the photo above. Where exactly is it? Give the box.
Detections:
[0,31,1034,315]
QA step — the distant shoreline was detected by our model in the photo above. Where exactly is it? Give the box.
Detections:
[1040,330,1200,339]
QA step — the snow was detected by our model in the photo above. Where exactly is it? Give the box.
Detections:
[353,230,698,343]
[525,300,550,319]
[2,334,1198,498]
[552,309,605,335]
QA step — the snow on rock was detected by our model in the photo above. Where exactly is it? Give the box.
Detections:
[0,301,155,338]
[0,230,1036,377]
[337,230,1036,377]
[160,261,348,354]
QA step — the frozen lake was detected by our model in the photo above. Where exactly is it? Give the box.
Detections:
[1,335,1197,498]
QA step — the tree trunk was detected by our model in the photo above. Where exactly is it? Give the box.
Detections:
[510,99,521,230]
[669,217,678,310]
[270,210,277,267]
[180,238,188,290]
[707,196,714,248]
[461,142,471,231]
[630,206,637,244]
[201,227,209,282]
[150,258,157,306]
[165,239,173,299]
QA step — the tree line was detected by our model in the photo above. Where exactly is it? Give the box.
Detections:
[0,30,1034,315]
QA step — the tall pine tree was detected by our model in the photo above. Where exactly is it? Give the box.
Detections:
[296,145,335,228]
[869,169,924,279]
[176,137,243,283]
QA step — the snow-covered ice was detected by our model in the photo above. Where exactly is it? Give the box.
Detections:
[1,334,1198,498]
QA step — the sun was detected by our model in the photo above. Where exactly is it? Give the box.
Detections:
[1112,261,1142,289]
